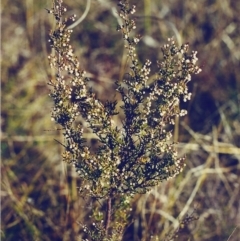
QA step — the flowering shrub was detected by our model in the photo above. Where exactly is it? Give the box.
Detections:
[47,0,201,239]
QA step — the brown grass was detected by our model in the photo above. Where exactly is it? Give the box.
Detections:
[1,0,240,240]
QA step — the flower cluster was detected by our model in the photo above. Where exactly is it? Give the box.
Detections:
[47,0,201,199]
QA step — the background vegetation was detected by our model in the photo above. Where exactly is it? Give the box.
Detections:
[1,0,240,240]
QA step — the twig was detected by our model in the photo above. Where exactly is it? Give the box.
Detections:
[105,197,112,236]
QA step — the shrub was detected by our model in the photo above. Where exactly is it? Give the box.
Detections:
[46,0,201,239]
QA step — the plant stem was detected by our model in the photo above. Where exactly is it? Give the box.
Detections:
[105,197,112,236]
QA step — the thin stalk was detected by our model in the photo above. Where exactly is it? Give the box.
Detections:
[105,197,112,236]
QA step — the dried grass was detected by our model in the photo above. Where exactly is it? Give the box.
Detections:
[1,0,239,240]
